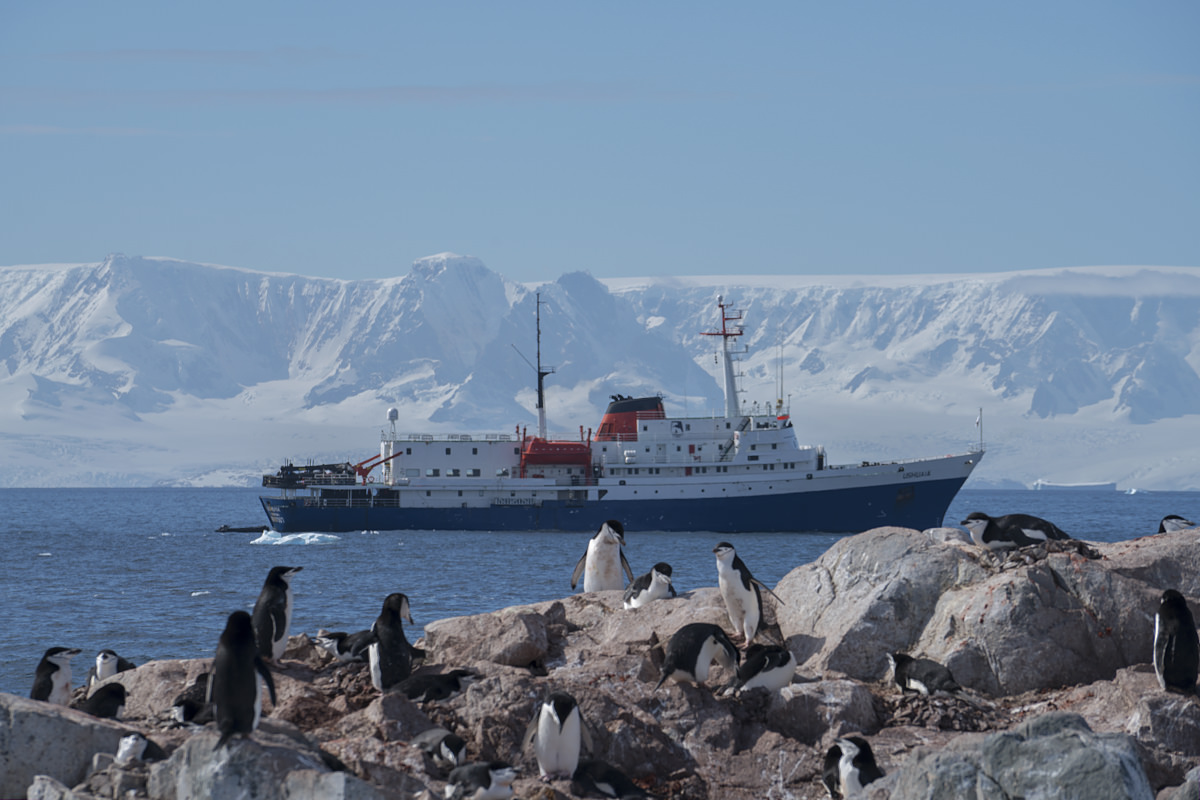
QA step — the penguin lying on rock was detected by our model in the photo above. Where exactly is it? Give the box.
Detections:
[654,623,739,692]
[961,512,1070,549]
[887,652,961,695]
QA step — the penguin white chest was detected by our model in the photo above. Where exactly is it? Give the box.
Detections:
[535,708,581,777]
[48,667,72,706]
[584,539,623,592]
[273,586,294,660]
[368,642,383,691]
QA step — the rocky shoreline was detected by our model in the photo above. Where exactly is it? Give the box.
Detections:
[4,525,1200,799]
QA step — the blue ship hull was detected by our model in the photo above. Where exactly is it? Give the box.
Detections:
[260,475,969,534]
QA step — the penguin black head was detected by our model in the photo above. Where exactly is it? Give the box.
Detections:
[1160,515,1198,533]
[651,562,673,577]
[380,592,414,623]
[266,565,303,585]
[600,519,626,543]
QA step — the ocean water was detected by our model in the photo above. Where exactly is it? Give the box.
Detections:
[2,486,1197,696]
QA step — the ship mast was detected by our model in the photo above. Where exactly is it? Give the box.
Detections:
[701,296,746,418]
[535,292,555,439]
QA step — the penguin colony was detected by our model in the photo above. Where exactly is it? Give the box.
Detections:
[25,510,1200,795]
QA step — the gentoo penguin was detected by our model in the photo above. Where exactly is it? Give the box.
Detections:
[412,727,467,772]
[210,610,277,750]
[171,672,213,725]
[252,565,303,661]
[444,761,518,800]
[1154,589,1200,694]
[731,644,796,694]
[887,652,961,695]
[1160,515,1198,533]
[623,562,676,609]
[654,623,739,691]
[571,758,648,798]
[822,736,884,799]
[369,592,416,692]
[315,628,374,663]
[30,647,81,705]
[397,669,476,702]
[523,691,592,781]
[714,541,783,646]
[86,649,136,689]
[571,520,634,592]
[960,512,1070,549]
[78,682,127,719]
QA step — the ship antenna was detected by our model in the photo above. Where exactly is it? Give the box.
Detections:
[700,295,746,417]
[511,292,555,439]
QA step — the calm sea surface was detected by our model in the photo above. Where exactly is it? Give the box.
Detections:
[2,486,1197,695]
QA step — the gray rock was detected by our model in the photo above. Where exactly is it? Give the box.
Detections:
[25,775,83,800]
[870,712,1154,800]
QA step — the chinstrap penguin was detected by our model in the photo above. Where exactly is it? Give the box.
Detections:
[822,736,884,799]
[523,691,592,781]
[30,647,81,705]
[412,727,467,772]
[87,649,136,689]
[654,622,739,691]
[397,669,476,702]
[623,562,676,609]
[315,628,374,663]
[114,732,166,765]
[731,644,796,694]
[252,565,303,661]
[210,610,277,750]
[887,652,961,695]
[171,672,213,725]
[369,592,416,691]
[571,758,648,798]
[78,681,127,719]
[714,541,783,647]
[444,760,518,800]
[1160,515,1197,533]
[571,520,634,592]
[961,512,1070,549]
[1154,589,1199,694]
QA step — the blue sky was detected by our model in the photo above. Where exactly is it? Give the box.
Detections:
[2,2,1197,283]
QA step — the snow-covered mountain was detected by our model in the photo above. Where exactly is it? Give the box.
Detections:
[1,253,1198,489]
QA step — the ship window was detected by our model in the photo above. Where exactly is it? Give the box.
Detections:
[750,444,756,450]
[426,469,440,477]
[514,448,520,455]
[473,448,478,455]
[676,446,681,452]
[686,424,691,431]
[457,490,462,496]
[406,448,412,455]
[448,469,460,477]
[726,422,731,429]
[468,469,481,477]
[642,425,648,431]
[446,448,451,455]
[620,480,626,485]
[425,491,431,496]
[748,456,759,462]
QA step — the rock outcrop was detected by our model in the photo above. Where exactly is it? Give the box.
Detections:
[3,526,1200,798]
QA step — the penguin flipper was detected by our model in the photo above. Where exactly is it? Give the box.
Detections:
[580,720,595,754]
[570,551,588,590]
[521,712,539,750]
[254,656,278,706]
[620,550,635,584]
[752,577,785,605]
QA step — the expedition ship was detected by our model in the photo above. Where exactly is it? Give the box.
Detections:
[260,297,983,533]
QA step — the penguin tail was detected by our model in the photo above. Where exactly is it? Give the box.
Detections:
[653,672,668,693]
[215,730,234,751]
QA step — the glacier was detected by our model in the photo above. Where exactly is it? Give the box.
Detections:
[1,253,1198,489]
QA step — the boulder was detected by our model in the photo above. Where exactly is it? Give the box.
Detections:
[869,712,1154,800]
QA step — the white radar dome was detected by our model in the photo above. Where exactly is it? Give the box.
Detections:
[387,408,399,422]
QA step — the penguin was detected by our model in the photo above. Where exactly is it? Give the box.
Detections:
[571,520,634,592]
[115,733,148,766]
[412,727,467,772]
[731,644,796,694]
[252,565,303,661]
[523,691,592,781]
[960,512,1070,549]
[654,623,739,691]
[714,541,783,647]
[86,649,136,689]
[887,652,961,695]
[30,647,81,705]
[444,761,518,800]
[369,592,415,692]
[396,669,476,702]
[210,610,277,750]
[171,672,213,725]
[1159,515,1197,533]
[623,562,676,609]
[77,682,127,719]
[822,736,884,799]
[1154,589,1200,694]
[315,629,374,663]
[571,758,648,798]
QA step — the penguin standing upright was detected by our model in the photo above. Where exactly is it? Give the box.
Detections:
[571,520,634,592]
[823,736,884,799]
[654,623,739,691]
[30,647,81,705]
[368,592,415,692]
[1154,589,1200,693]
[210,610,277,750]
[252,566,303,661]
[523,691,592,781]
[623,563,675,609]
[714,541,782,647]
